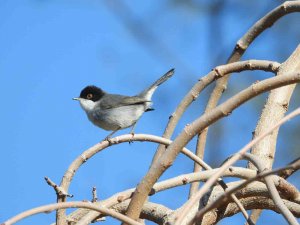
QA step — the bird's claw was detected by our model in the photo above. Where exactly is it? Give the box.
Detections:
[129,132,135,144]
[103,136,113,145]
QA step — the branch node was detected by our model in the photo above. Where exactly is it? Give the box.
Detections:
[117,195,126,203]
[182,177,189,185]
[44,177,73,198]
[81,154,87,162]
[281,3,288,12]
[245,61,253,70]
[213,67,223,78]
[269,62,280,72]
[236,40,248,51]
[191,91,199,100]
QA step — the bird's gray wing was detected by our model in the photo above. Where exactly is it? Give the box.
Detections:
[99,94,149,109]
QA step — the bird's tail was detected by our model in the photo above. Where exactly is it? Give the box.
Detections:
[139,68,175,100]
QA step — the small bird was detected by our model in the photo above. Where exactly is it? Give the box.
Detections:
[73,68,174,140]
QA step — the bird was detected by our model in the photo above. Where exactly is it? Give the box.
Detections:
[73,68,175,140]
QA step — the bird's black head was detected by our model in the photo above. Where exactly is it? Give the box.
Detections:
[79,86,105,102]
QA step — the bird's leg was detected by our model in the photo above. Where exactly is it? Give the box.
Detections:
[130,122,137,136]
[104,127,120,143]
[129,122,138,144]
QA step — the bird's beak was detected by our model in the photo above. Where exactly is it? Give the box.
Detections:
[72,97,80,101]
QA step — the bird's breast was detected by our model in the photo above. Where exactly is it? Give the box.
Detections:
[88,105,146,131]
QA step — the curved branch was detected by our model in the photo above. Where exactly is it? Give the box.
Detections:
[185,158,300,225]
[112,200,172,225]
[176,107,300,225]
[3,201,142,225]
[125,73,300,223]
[200,197,300,225]
[244,154,299,225]
[152,60,280,163]
[56,134,209,223]
[64,165,296,224]
[192,0,300,198]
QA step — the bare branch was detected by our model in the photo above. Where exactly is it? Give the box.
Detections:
[243,153,299,225]
[152,60,280,164]
[55,134,208,223]
[3,201,143,225]
[124,72,300,223]
[188,158,300,225]
[200,197,300,225]
[112,200,172,225]
[63,159,300,224]
[250,43,300,168]
[193,0,300,198]
[44,177,73,198]
[175,107,300,225]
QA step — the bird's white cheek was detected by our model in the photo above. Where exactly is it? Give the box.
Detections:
[79,99,96,112]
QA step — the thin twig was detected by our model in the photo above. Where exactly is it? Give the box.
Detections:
[92,187,98,203]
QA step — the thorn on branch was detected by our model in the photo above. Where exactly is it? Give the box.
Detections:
[44,177,73,198]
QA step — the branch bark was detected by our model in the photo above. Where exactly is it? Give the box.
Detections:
[176,107,300,225]
[190,1,300,197]
[123,72,300,223]
[3,201,142,225]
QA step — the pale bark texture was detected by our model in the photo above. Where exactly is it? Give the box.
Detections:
[3,2,300,225]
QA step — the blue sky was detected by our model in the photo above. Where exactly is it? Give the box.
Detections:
[1,1,299,224]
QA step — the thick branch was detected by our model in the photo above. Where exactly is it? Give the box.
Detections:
[201,197,300,225]
[248,43,300,225]
[56,134,209,223]
[243,154,299,225]
[176,108,300,225]
[62,163,299,225]
[152,60,280,164]
[124,73,300,223]
[192,1,300,198]
[250,45,300,169]
[112,200,172,225]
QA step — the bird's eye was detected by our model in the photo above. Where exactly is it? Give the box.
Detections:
[87,93,93,99]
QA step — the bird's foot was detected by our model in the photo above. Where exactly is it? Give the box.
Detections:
[129,132,135,144]
[103,135,113,145]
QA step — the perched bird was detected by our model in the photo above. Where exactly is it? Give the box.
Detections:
[73,68,174,139]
